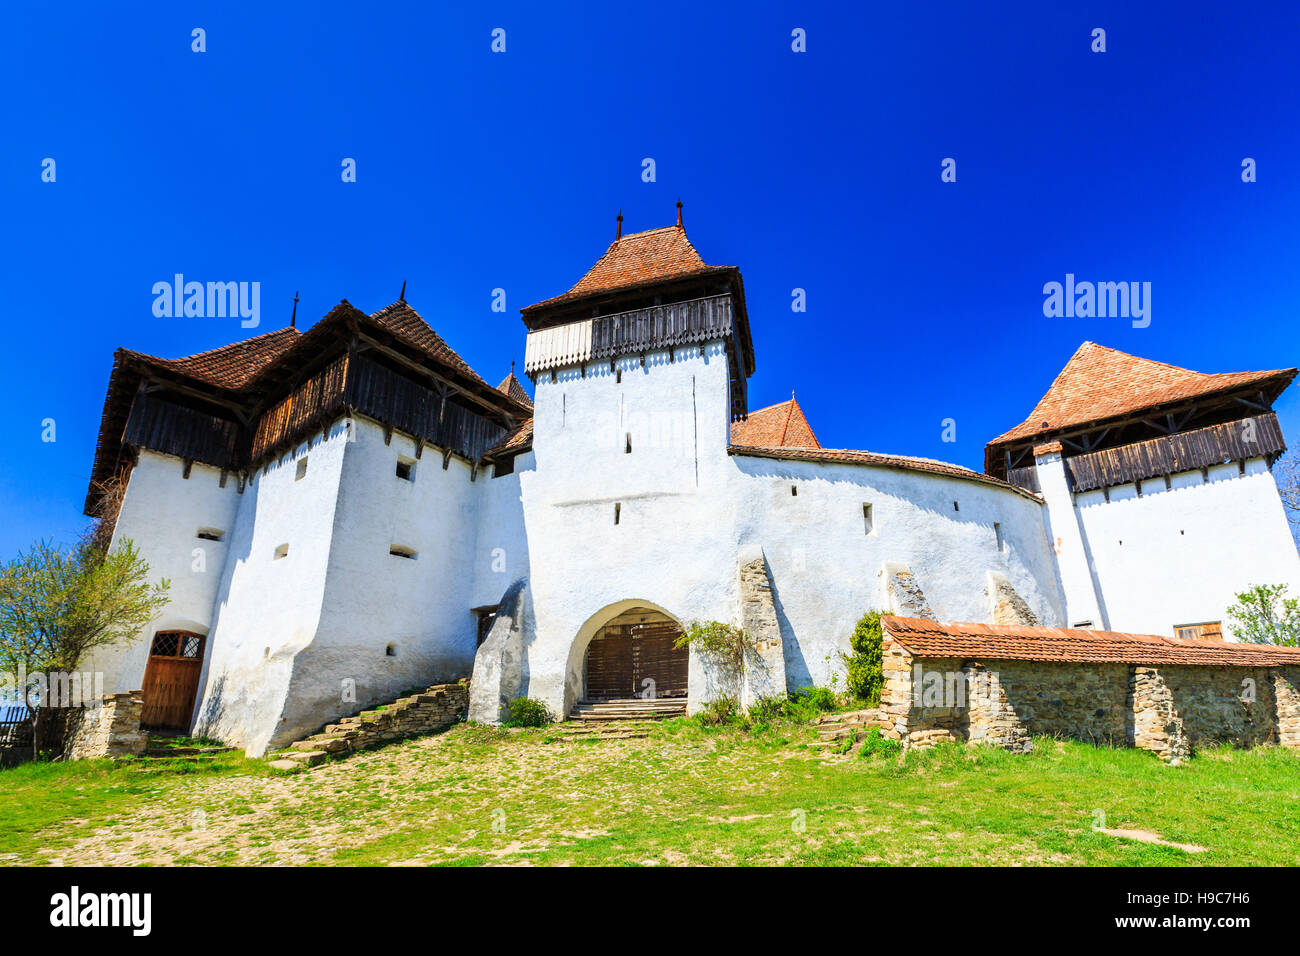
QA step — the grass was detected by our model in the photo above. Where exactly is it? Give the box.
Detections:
[0,717,1297,866]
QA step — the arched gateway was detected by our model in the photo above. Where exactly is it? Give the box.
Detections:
[570,604,689,718]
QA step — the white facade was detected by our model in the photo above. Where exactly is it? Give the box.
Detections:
[1041,453,1300,636]
[95,324,1298,754]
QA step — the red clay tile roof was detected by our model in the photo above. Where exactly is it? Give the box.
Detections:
[881,616,1300,667]
[730,397,819,449]
[484,417,533,458]
[988,341,1295,448]
[522,225,735,315]
[368,301,492,389]
[728,446,1040,500]
[119,328,301,388]
[496,370,533,408]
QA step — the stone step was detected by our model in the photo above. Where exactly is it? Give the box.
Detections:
[287,750,329,766]
[267,759,303,773]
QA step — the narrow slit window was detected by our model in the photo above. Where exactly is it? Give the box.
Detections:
[273,543,289,560]
[863,503,873,535]
[625,433,632,454]
[390,545,418,559]
[791,485,798,497]
[952,500,959,512]
[196,528,225,542]
[616,369,622,384]
[994,522,1004,553]
[295,458,309,481]
[614,502,621,525]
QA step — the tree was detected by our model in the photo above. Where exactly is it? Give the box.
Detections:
[843,610,884,702]
[0,538,169,752]
[1225,583,1300,647]
[1275,450,1300,536]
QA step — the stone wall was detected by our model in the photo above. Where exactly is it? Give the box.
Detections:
[288,681,469,759]
[881,637,1297,761]
[61,692,147,760]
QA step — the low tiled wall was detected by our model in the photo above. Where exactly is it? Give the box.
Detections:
[882,637,1298,762]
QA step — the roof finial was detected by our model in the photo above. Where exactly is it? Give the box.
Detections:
[510,359,516,375]
[676,197,683,227]
[616,209,623,240]
[290,291,299,328]
[399,279,406,302]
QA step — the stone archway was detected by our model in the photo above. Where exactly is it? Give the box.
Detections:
[563,600,688,714]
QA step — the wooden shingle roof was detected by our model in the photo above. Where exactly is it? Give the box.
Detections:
[988,341,1294,449]
[496,369,533,408]
[882,616,1300,667]
[730,397,819,449]
[117,327,301,388]
[522,225,734,316]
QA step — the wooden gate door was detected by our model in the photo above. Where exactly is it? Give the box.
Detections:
[630,622,688,699]
[140,631,205,730]
[584,619,688,701]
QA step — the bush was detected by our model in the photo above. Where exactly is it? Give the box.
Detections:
[695,697,741,727]
[504,697,551,728]
[844,610,884,703]
[857,727,902,759]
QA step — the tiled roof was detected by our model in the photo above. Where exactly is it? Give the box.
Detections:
[522,224,735,314]
[484,417,533,457]
[496,370,533,408]
[368,301,491,389]
[728,446,1040,500]
[118,328,301,388]
[989,341,1295,448]
[730,397,819,449]
[881,616,1300,667]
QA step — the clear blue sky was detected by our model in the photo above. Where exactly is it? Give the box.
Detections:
[2,1,1298,558]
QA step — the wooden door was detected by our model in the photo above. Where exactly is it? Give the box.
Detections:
[141,631,205,730]
[584,621,688,701]
[630,622,688,698]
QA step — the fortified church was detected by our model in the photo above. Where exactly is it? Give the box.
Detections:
[84,208,1300,754]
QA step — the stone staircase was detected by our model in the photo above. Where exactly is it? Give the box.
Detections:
[268,681,468,772]
[810,708,890,752]
[567,698,687,721]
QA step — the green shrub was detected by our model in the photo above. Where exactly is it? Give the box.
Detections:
[695,697,741,727]
[858,727,901,759]
[504,697,551,728]
[843,610,884,703]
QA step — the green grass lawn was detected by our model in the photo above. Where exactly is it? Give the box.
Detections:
[1,718,1297,866]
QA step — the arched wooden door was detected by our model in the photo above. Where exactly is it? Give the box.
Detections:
[140,631,205,730]
[584,608,688,701]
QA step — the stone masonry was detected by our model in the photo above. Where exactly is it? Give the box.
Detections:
[881,623,1298,761]
[738,554,788,707]
[62,691,148,760]
[279,681,469,768]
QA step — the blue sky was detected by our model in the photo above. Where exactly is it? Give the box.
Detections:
[2,1,1298,558]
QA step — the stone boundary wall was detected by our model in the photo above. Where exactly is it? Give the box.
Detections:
[287,681,469,759]
[882,636,1299,762]
[58,692,147,760]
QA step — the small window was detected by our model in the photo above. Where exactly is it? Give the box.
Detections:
[952,500,959,512]
[390,545,418,559]
[791,485,798,497]
[295,458,308,481]
[616,369,623,384]
[863,503,874,535]
[385,642,398,657]
[273,543,289,560]
[396,458,415,481]
[196,528,225,542]
[494,457,515,477]
[1175,621,1223,642]
[994,522,1004,553]
[614,502,621,525]
[625,433,632,454]
[1072,620,1094,629]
